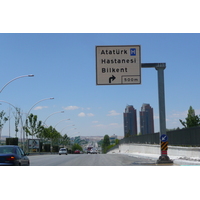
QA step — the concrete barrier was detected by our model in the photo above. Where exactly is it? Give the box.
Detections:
[28,152,58,156]
[119,143,160,154]
[110,143,200,158]
[168,146,200,158]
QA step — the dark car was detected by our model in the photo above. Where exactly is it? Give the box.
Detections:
[0,145,30,166]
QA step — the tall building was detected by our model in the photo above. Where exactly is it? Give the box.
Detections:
[140,103,154,135]
[123,105,137,137]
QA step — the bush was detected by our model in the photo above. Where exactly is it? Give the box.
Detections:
[44,144,51,152]
[52,146,59,152]
[40,142,43,152]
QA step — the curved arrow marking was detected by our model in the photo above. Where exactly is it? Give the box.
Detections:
[109,75,116,83]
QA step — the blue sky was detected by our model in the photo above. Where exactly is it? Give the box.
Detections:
[0,33,200,138]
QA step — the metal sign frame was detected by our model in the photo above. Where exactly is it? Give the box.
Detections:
[95,46,173,163]
[28,139,40,149]
[142,63,173,164]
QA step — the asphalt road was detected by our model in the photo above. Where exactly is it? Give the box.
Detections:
[29,153,158,166]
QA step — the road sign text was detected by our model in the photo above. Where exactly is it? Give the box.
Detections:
[101,58,136,64]
[102,67,128,73]
[96,45,141,85]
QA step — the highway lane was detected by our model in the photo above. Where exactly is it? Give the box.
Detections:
[29,154,158,166]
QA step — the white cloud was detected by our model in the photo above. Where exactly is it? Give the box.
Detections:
[165,110,190,129]
[154,115,159,119]
[93,124,106,128]
[77,112,94,117]
[34,106,48,110]
[107,110,120,116]
[78,112,86,117]
[87,113,94,117]
[109,123,119,126]
[64,106,79,110]
[167,110,188,120]
[109,123,123,128]
[93,123,122,128]
[168,109,200,120]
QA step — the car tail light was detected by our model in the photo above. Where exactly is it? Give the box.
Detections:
[6,156,15,161]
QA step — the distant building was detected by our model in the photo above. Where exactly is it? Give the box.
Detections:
[140,103,154,134]
[123,105,137,137]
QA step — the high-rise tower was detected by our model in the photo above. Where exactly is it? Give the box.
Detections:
[123,105,137,137]
[140,103,154,135]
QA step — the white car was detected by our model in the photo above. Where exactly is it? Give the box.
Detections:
[90,148,97,154]
[59,148,68,155]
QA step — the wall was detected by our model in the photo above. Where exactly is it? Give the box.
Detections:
[114,143,200,158]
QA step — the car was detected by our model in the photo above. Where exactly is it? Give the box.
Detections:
[90,148,97,154]
[87,147,93,154]
[59,148,68,155]
[0,145,30,166]
[74,149,80,154]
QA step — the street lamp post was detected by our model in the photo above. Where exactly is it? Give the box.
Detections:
[60,126,75,134]
[0,100,23,146]
[69,132,80,137]
[24,97,54,151]
[26,97,54,118]
[0,74,34,147]
[54,118,70,129]
[43,111,65,126]
[0,74,34,93]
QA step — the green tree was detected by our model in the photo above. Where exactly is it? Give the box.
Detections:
[115,139,119,145]
[39,126,62,151]
[60,134,70,146]
[24,113,43,138]
[103,135,110,146]
[40,126,61,144]
[102,134,110,153]
[179,106,200,128]
[72,143,83,152]
[38,126,50,141]
[0,110,9,144]
[13,107,21,137]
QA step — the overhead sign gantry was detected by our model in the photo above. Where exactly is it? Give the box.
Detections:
[95,45,173,164]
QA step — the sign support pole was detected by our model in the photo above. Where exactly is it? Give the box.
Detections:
[142,63,173,164]
[155,64,166,138]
